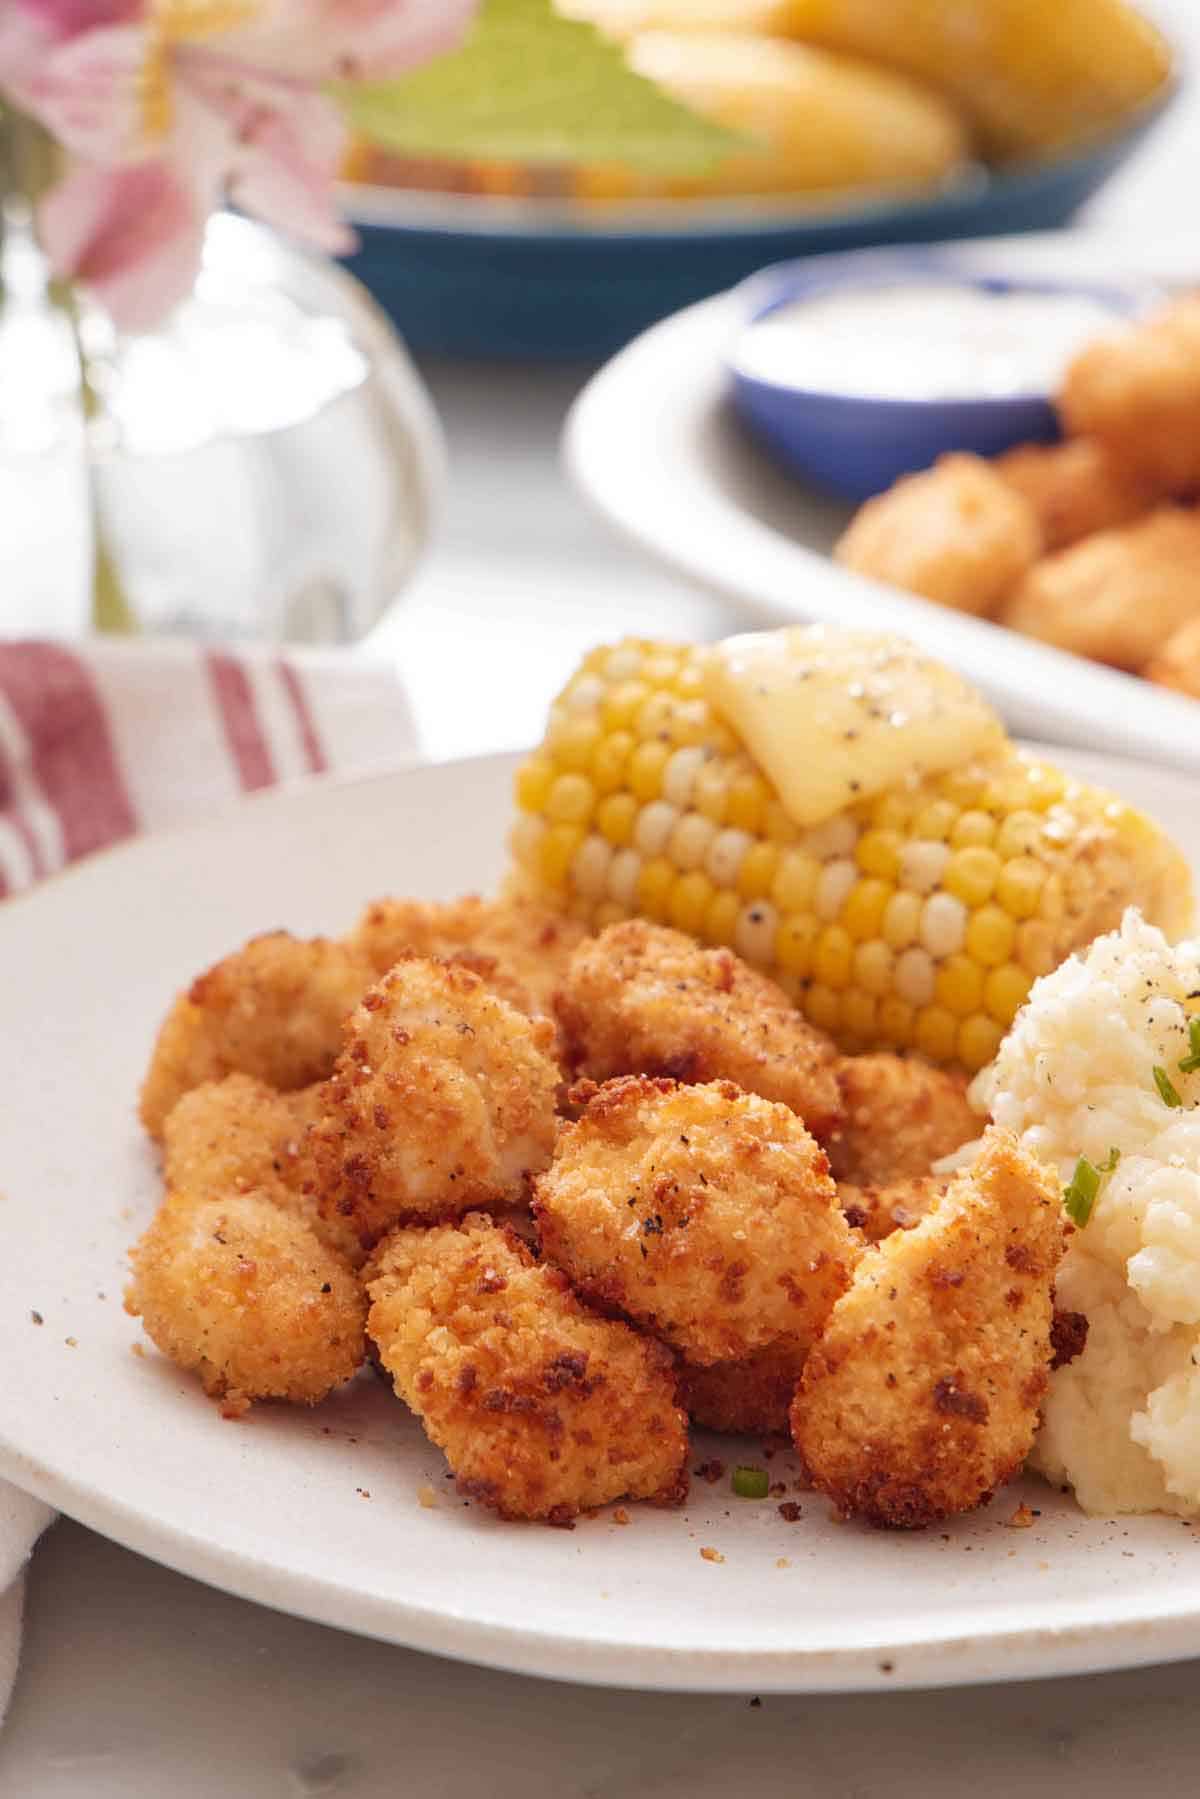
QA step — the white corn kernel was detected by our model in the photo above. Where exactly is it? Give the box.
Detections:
[509,814,546,869]
[900,840,950,894]
[572,834,613,899]
[604,646,643,681]
[567,675,605,714]
[802,815,858,861]
[607,847,642,907]
[663,745,707,809]
[894,946,935,1006]
[633,800,680,858]
[735,900,779,966]
[816,859,857,921]
[669,811,717,871]
[706,827,752,887]
[920,892,967,957]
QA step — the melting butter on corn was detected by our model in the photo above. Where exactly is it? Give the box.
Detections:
[704,627,1006,827]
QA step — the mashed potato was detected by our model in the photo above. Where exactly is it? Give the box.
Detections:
[975,912,1200,1515]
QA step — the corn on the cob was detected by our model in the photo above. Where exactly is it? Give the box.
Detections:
[509,638,1192,1073]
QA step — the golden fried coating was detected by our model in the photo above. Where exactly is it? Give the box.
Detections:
[125,1189,366,1414]
[791,1128,1064,1529]
[1058,297,1200,494]
[1145,613,1200,699]
[349,894,587,1022]
[556,920,841,1140]
[838,1174,949,1245]
[833,453,1042,617]
[993,437,1158,552]
[533,1076,858,1365]
[826,1054,980,1188]
[140,932,372,1139]
[162,1074,361,1263]
[312,957,561,1250]
[679,1340,806,1438]
[1000,507,1200,671]
[366,1212,688,1522]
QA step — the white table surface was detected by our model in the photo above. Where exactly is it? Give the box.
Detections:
[6,10,1200,1784]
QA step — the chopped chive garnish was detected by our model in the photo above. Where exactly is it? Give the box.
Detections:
[732,1465,769,1500]
[1154,1065,1184,1108]
[1063,1148,1120,1229]
[1180,1019,1200,1074]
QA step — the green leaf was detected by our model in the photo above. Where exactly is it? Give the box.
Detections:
[332,0,742,174]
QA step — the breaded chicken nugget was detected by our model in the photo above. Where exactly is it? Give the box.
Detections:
[1145,613,1200,699]
[534,1076,858,1365]
[1001,507,1200,671]
[312,958,560,1250]
[349,894,587,1022]
[366,1212,688,1522]
[1059,297,1200,494]
[833,453,1042,616]
[556,920,841,1139]
[826,1054,980,1187]
[679,1340,807,1438]
[141,932,372,1138]
[838,1174,949,1245]
[993,437,1158,552]
[791,1128,1064,1529]
[162,1075,361,1263]
[125,1189,366,1415]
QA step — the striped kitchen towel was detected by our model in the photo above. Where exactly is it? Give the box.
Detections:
[0,637,417,897]
[0,633,417,1725]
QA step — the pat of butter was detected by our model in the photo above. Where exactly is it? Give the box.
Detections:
[704,626,1005,827]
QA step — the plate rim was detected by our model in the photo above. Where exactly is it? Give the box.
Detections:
[6,746,1200,1695]
[561,228,1200,778]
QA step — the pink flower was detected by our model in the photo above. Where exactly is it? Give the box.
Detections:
[0,0,478,329]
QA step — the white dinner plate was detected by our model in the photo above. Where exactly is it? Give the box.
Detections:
[3,748,1200,1694]
[564,228,1200,779]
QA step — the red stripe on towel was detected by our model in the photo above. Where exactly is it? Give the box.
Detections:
[206,651,276,791]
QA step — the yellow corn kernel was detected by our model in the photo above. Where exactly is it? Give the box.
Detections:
[636,691,677,743]
[853,940,893,997]
[592,730,634,794]
[669,870,715,936]
[539,823,586,888]
[597,791,638,846]
[813,924,853,989]
[882,889,922,950]
[1023,762,1067,810]
[805,983,841,1034]
[694,763,730,825]
[950,809,996,849]
[983,963,1032,1025]
[943,846,1000,908]
[641,653,680,689]
[856,828,902,880]
[996,855,1045,919]
[592,900,628,931]
[737,841,778,900]
[958,1014,1003,1073]
[911,798,957,842]
[726,770,769,833]
[936,953,985,1018]
[936,766,986,808]
[602,680,649,731]
[842,877,891,942]
[993,810,1042,860]
[628,740,671,802]
[636,856,676,920]
[704,887,741,946]
[775,913,818,976]
[870,792,914,832]
[671,662,707,701]
[966,904,1017,968]
[763,799,800,844]
[841,989,877,1044]
[1016,918,1057,978]
[549,715,602,771]
[877,995,915,1050]
[1038,872,1066,923]
[515,757,554,814]
[914,1005,958,1062]
[772,848,819,914]
[546,772,595,826]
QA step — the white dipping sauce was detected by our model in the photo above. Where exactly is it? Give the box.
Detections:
[735,281,1124,401]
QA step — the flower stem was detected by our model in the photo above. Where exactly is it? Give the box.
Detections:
[58,288,138,635]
